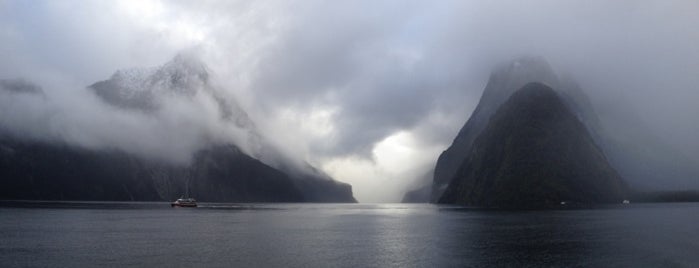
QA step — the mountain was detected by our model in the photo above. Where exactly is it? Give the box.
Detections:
[0,54,356,202]
[400,169,433,203]
[430,57,559,202]
[89,53,257,130]
[0,137,306,202]
[438,83,627,207]
[421,56,698,203]
[0,122,355,203]
[589,101,699,191]
[401,185,431,203]
[550,75,699,192]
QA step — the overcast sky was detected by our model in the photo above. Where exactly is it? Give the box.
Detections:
[1,1,698,202]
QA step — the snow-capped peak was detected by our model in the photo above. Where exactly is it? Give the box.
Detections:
[89,53,214,111]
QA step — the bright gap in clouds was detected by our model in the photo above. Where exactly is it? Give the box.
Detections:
[118,0,164,19]
[4,1,699,202]
[118,0,208,48]
[323,131,440,203]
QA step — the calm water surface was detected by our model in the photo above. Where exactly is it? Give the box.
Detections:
[1,202,698,267]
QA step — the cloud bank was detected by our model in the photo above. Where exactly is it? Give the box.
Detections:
[1,0,698,202]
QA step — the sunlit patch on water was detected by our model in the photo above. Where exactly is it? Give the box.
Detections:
[1,202,698,267]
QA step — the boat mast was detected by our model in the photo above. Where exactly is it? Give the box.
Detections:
[185,176,190,199]
[184,170,192,199]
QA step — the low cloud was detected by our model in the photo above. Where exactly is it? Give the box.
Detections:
[1,0,698,201]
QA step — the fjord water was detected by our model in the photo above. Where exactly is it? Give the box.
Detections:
[1,202,698,267]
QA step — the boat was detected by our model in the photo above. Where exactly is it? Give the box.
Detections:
[171,197,197,207]
[172,182,197,207]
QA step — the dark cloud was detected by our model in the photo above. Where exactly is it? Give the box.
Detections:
[1,0,698,201]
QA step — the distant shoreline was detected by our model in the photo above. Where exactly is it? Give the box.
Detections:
[2,194,699,209]
[629,190,699,203]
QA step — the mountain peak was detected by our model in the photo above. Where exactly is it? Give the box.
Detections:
[157,53,210,86]
[438,82,627,207]
[510,82,558,103]
[89,54,212,111]
[430,57,559,202]
[485,56,558,98]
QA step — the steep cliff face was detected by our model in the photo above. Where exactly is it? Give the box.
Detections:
[400,169,433,203]
[431,57,559,202]
[401,185,431,203]
[0,137,311,202]
[0,134,357,203]
[0,54,356,202]
[0,137,163,201]
[93,55,356,202]
[438,83,627,208]
[424,57,697,203]
[187,145,306,202]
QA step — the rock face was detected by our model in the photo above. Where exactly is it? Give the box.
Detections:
[0,137,313,202]
[0,135,356,202]
[0,54,356,203]
[89,53,257,131]
[400,169,433,203]
[438,83,627,207]
[424,56,697,204]
[431,57,559,202]
[0,137,162,201]
[401,185,431,203]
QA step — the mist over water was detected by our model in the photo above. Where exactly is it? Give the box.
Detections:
[1,1,698,201]
[3,2,699,267]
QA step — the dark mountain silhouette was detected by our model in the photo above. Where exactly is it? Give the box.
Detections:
[408,57,698,203]
[438,83,627,207]
[400,169,433,203]
[429,57,559,202]
[401,185,431,203]
[0,134,355,202]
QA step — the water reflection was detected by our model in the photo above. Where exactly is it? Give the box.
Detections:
[442,211,595,266]
[1,202,698,267]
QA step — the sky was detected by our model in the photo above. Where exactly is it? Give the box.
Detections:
[1,0,698,202]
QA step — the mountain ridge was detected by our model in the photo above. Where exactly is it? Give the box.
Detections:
[407,56,697,204]
[430,57,559,202]
[0,54,356,203]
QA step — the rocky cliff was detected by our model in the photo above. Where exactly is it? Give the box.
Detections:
[438,83,627,207]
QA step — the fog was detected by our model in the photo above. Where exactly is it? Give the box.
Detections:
[1,1,697,202]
